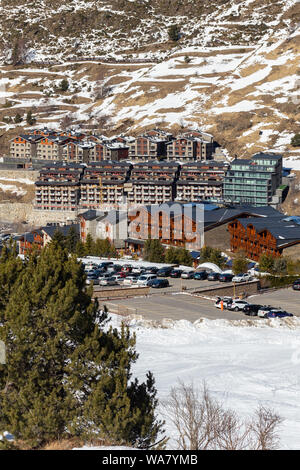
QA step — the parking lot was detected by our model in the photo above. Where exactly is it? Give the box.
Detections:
[94,276,230,293]
[99,286,300,322]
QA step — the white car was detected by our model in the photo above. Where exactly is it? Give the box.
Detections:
[99,277,119,286]
[257,306,282,318]
[215,296,233,309]
[227,299,249,311]
[181,270,195,279]
[123,276,139,285]
[232,273,252,283]
[137,274,157,286]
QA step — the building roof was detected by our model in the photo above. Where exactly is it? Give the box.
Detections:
[235,215,300,246]
[41,224,79,238]
[79,210,106,221]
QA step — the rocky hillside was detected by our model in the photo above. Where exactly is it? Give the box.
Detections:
[0,0,298,62]
[0,0,299,160]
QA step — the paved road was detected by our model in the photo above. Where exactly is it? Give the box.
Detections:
[100,286,300,322]
[101,294,245,322]
[248,287,300,316]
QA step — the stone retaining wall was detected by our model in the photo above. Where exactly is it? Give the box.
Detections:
[193,280,260,299]
[93,286,150,300]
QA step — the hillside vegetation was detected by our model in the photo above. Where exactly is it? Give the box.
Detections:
[0,0,299,159]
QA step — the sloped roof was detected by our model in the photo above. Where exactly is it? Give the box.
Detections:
[41,224,79,238]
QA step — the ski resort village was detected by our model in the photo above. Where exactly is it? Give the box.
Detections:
[0,0,299,455]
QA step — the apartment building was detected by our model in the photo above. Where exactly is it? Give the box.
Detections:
[128,135,167,160]
[10,134,43,159]
[182,130,215,160]
[36,135,73,160]
[224,153,283,206]
[166,137,197,161]
[62,140,95,162]
[228,214,300,261]
[126,161,179,205]
[79,161,131,209]
[35,162,84,211]
[176,161,229,202]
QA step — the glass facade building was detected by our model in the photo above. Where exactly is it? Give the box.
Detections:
[224,153,282,206]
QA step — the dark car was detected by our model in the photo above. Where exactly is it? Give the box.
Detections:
[264,310,293,318]
[111,264,122,272]
[144,267,159,274]
[207,272,220,281]
[218,273,233,282]
[243,304,262,316]
[148,278,169,288]
[157,267,173,277]
[170,269,183,278]
[292,279,300,290]
[193,271,207,280]
[99,261,114,270]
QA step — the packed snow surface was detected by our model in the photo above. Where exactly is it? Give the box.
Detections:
[123,316,300,450]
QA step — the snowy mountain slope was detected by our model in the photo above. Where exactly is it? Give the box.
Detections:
[0,0,299,158]
[0,0,298,62]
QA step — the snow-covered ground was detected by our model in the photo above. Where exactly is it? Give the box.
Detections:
[119,315,300,450]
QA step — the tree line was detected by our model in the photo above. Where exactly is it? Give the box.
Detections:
[0,239,164,449]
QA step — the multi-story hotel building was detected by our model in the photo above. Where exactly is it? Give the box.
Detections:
[79,161,131,209]
[224,153,283,206]
[126,161,179,205]
[176,161,229,202]
[128,135,168,160]
[35,162,84,211]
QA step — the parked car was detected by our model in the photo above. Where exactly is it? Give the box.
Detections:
[144,267,159,274]
[218,273,233,282]
[207,272,220,281]
[227,299,249,311]
[181,270,195,279]
[93,268,106,277]
[170,269,183,278]
[113,274,125,283]
[257,306,282,317]
[98,261,114,270]
[99,277,119,286]
[157,267,173,277]
[232,273,252,283]
[121,265,132,273]
[137,274,157,286]
[123,275,139,285]
[264,310,293,318]
[193,271,207,280]
[292,279,300,290]
[215,296,233,309]
[86,275,100,285]
[132,267,146,274]
[148,278,169,288]
[243,304,263,316]
[98,272,114,282]
[111,264,122,272]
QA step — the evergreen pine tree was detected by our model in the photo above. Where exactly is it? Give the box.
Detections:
[0,240,164,448]
[232,251,249,275]
[26,110,36,125]
[14,113,23,124]
[84,233,95,255]
[75,239,86,257]
[177,248,193,267]
[165,246,179,264]
[65,226,79,253]
[143,239,165,263]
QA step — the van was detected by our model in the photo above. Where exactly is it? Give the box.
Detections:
[137,274,157,286]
